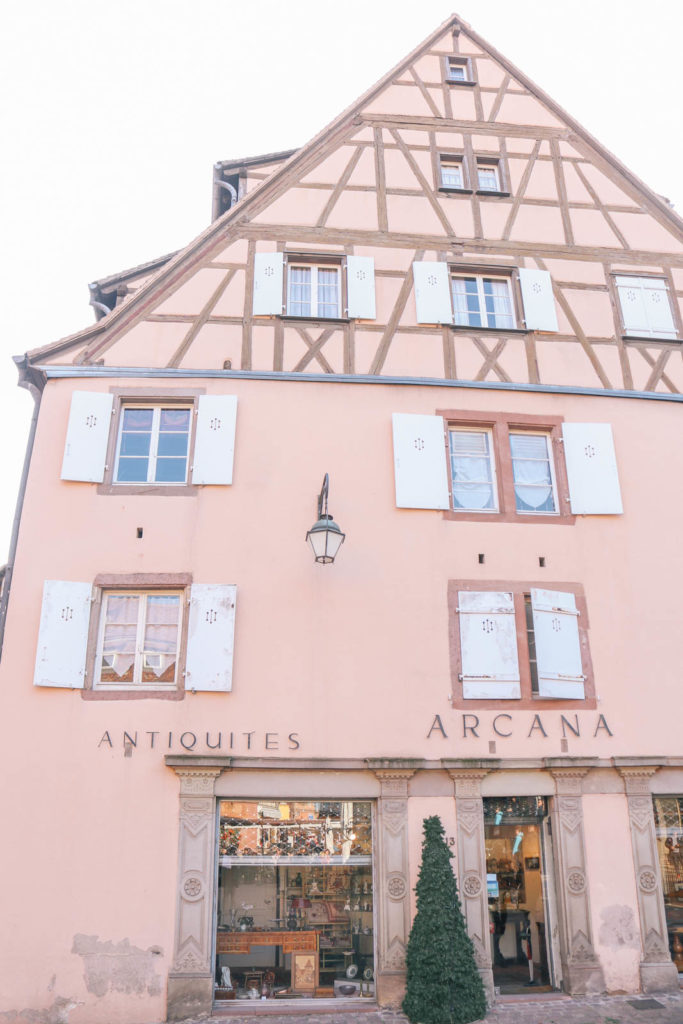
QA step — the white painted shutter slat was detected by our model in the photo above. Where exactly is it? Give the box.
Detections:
[61,391,114,482]
[252,252,284,315]
[518,268,558,332]
[412,261,453,324]
[191,395,237,485]
[531,588,584,699]
[346,256,376,319]
[562,423,623,514]
[392,413,450,510]
[33,580,91,688]
[458,591,521,699]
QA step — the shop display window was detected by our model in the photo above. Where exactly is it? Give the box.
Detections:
[653,797,683,973]
[483,797,555,994]
[215,800,374,1002]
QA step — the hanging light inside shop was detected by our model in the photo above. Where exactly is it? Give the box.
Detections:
[306,473,346,564]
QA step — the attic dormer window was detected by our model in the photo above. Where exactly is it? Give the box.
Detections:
[445,56,474,84]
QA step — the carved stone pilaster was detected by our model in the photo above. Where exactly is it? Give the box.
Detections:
[617,767,679,993]
[447,769,494,1006]
[368,762,417,1009]
[167,767,223,1021]
[550,768,605,994]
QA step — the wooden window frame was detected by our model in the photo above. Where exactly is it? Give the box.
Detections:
[82,573,192,701]
[448,579,596,710]
[444,56,475,86]
[98,388,205,496]
[437,410,575,525]
[449,269,519,331]
[611,272,682,342]
[475,157,510,198]
[282,253,349,324]
[437,153,472,195]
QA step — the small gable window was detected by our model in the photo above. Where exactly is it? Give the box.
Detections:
[445,56,474,84]
[476,159,507,194]
[614,275,679,340]
[439,156,467,191]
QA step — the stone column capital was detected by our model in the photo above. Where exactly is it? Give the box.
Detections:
[171,766,223,796]
[549,767,590,795]
[367,760,418,797]
[445,768,490,798]
[616,765,660,795]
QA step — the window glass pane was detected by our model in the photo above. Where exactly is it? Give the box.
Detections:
[122,408,154,429]
[483,279,514,329]
[289,266,311,316]
[510,433,556,512]
[157,432,189,457]
[449,429,496,510]
[155,458,187,483]
[100,596,139,683]
[448,61,466,80]
[441,162,463,188]
[116,458,149,482]
[477,164,499,190]
[316,268,339,318]
[142,591,178,682]
[119,433,151,457]
[524,594,539,693]
[452,277,482,327]
[160,408,191,430]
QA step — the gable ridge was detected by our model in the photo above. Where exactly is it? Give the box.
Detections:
[25,12,683,367]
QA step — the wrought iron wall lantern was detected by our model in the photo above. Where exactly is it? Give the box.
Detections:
[306,473,345,564]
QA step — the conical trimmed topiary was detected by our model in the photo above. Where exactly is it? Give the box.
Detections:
[402,815,487,1024]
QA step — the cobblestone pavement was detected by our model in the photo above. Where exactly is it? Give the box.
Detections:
[182,991,683,1024]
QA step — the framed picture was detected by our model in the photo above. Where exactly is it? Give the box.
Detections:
[525,856,540,871]
[291,951,318,992]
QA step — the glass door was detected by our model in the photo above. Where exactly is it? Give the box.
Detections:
[483,796,557,994]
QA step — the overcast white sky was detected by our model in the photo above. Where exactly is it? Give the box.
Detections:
[1,0,681,561]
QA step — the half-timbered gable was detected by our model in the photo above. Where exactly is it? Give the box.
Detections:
[29,16,683,396]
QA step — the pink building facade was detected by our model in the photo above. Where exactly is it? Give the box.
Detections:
[2,14,683,1023]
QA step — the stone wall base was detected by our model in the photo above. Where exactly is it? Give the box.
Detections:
[167,974,213,1021]
[479,966,494,1007]
[375,970,406,1009]
[562,961,605,995]
[640,960,680,994]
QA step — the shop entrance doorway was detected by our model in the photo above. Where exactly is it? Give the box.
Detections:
[214,800,374,1004]
[483,796,560,995]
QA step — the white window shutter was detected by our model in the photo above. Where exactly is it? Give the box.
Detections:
[412,261,453,324]
[252,252,284,315]
[562,423,623,514]
[518,268,558,332]
[458,591,521,699]
[191,395,237,485]
[643,280,676,336]
[531,589,585,699]
[346,256,376,319]
[33,580,92,688]
[616,276,676,337]
[392,413,450,509]
[61,391,114,482]
[185,584,237,692]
